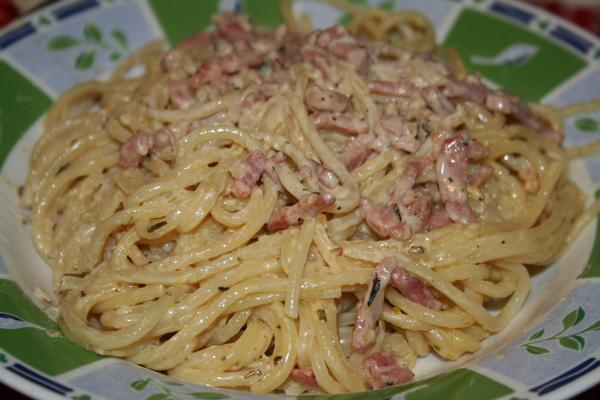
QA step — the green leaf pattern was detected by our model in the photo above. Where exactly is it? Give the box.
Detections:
[131,378,151,391]
[83,23,102,43]
[524,345,550,355]
[129,376,230,400]
[47,36,79,50]
[575,117,599,133]
[46,22,129,71]
[521,306,600,355]
[75,51,95,70]
[562,306,585,330]
[559,336,585,351]
[528,329,544,341]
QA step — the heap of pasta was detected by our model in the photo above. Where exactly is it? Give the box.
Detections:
[22,5,588,395]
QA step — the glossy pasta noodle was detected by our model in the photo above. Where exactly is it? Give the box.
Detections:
[21,2,597,395]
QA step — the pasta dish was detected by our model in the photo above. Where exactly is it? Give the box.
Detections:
[20,1,600,394]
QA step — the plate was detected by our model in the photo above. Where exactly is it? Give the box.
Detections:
[0,0,599,399]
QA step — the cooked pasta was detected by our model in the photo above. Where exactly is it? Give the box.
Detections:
[21,2,599,395]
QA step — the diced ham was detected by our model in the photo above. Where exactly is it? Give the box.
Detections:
[119,131,152,168]
[230,151,268,199]
[391,267,442,310]
[338,133,374,171]
[486,91,563,143]
[217,44,264,77]
[161,49,183,72]
[179,31,216,50]
[291,368,319,387]
[444,80,487,104]
[213,12,252,42]
[267,193,335,231]
[363,351,414,389]
[436,135,476,224]
[360,198,410,241]
[466,138,489,160]
[304,84,349,113]
[368,81,415,97]
[385,159,433,237]
[152,129,171,149]
[519,166,540,194]
[167,79,195,110]
[394,188,432,236]
[352,258,395,352]
[378,115,421,153]
[307,161,340,190]
[390,158,428,202]
[311,112,369,136]
[277,27,304,67]
[118,130,173,169]
[313,26,368,75]
[301,46,340,84]
[191,61,226,89]
[425,206,453,230]
[444,82,562,143]
[469,164,494,187]
[337,43,368,75]
[314,26,347,47]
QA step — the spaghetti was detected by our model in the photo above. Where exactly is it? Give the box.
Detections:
[21,3,597,395]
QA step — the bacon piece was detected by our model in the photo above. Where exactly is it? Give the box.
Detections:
[378,115,421,153]
[363,351,414,389]
[305,84,349,113]
[368,81,415,97]
[519,167,540,194]
[391,267,442,310]
[230,151,268,199]
[119,131,153,168]
[436,135,476,224]
[360,198,410,241]
[335,42,369,75]
[444,80,487,104]
[314,26,368,75]
[213,12,252,42]
[179,31,216,50]
[266,68,294,86]
[314,26,347,47]
[161,49,183,72]
[426,206,453,230]
[338,134,373,171]
[152,129,172,149]
[467,138,489,160]
[267,193,335,231]
[395,189,432,236]
[291,368,319,387]
[277,27,304,67]
[302,46,340,84]
[311,112,368,136]
[386,159,432,236]
[486,91,563,143]
[167,79,195,110]
[469,164,493,187]
[191,61,225,89]
[308,160,340,190]
[352,258,395,352]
